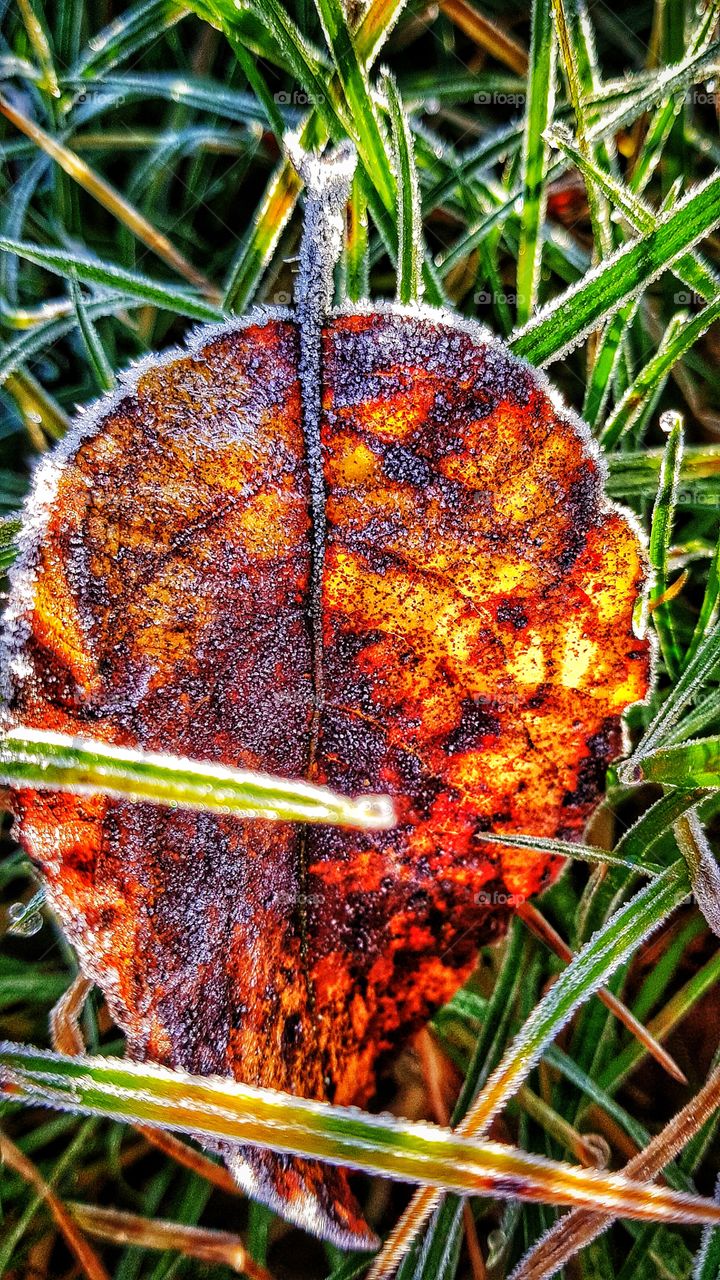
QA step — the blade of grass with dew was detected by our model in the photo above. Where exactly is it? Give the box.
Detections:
[435,46,720,286]
[606,445,720,504]
[0,729,395,829]
[628,622,720,761]
[686,531,720,667]
[70,0,189,79]
[0,239,226,323]
[550,0,613,259]
[515,0,556,325]
[313,0,394,204]
[411,921,529,1280]
[549,126,720,302]
[476,829,664,874]
[509,170,720,366]
[369,862,692,1278]
[343,168,370,301]
[5,1042,720,1226]
[382,71,422,304]
[0,94,217,298]
[626,736,720,788]
[69,279,116,393]
[599,946,720,1096]
[217,0,408,311]
[64,73,278,128]
[673,809,720,938]
[645,412,685,679]
[3,369,69,444]
[0,294,140,387]
[631,0,720,196]
[509,1064,720,1280]
[426,42,720,223]
[308,0,443,302]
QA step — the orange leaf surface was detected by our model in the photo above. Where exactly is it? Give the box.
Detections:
[1,153,651,1248]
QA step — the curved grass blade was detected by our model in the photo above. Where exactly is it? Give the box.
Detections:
[644,412,685,679]
[382,71,422,304]
[72,0,188,78]
[515,0,556,325]
[3,1042,720,1226]
[510,171,720,366]
[0,728,395,830]
[63,73,275,127]
[0,92,217,297]
[369,862,691,1277]
[509,1064,720,1280]
[0,293,138,387]
[0,239,226,323]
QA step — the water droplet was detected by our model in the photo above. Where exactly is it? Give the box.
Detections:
[7,888,45,937]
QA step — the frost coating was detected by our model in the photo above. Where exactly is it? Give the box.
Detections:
[1,143,652,1249]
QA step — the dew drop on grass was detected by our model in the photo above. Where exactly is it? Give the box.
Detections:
[7,888,45,937]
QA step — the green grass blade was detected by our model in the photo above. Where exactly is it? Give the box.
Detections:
[343,168,370,301]
[4,1041,720,1224]
[686,531,720,667]
[72,0,188,77]
[69,279,116,393]
[313,0,394,207]
[628,737,720,788]
[219,0,408,310]
[600,300,720,448]
[0,728,395,829]
[631,623,720,761]
[382,71,422,304]
[371,863,692,1273]
[645,412,685,679]
[515,0,555,325]
[0,239,225,322]
[550,0,612,256]
[510,171,720,366]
